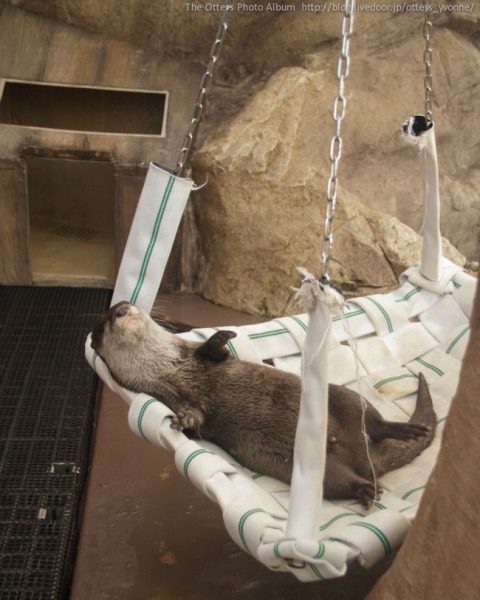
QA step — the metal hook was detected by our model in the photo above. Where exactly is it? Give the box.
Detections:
[192,175,209,191]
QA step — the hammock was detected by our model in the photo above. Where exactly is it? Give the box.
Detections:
[85,2,476,582]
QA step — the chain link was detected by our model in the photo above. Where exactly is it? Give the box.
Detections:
[423,3,433,123]
[174,8,233,176]
[321,0,355,281]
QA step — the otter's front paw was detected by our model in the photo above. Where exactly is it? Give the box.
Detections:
[170,406,204,433]
[194,330,237,362]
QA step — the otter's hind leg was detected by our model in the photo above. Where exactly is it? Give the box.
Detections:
[370,420,429,441]
[364,403,429,442]
[324,456,383,508]
[367,415,430,442]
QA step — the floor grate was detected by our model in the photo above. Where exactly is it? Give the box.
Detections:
[51,225,97,241]
[0,286,111,600]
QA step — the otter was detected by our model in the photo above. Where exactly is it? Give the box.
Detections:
[91,301,436,507]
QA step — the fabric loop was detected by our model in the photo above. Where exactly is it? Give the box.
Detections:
[111,163,193,312]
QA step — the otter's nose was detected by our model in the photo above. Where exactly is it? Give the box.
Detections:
[114,304,130,319]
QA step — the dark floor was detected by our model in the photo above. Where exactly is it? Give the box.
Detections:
[0,286,111,600]
[71,293,391,600]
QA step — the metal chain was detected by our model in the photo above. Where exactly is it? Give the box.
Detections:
[174,8,233,176]
[320,0,355,281]
[423,3,433,123]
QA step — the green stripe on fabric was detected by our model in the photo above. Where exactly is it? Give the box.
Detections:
[273,542,324,576]
[436,416,447,424]
[251,473,264,480]
[226,339,239,358]
[137,398,158,440]
[273,541,282,559]
[373,374,416,390]
[446,325,470,355]
[130,175,175,305]
[374,501,386,510]
[350,522,392,556]
[249,328,288,340]
[289,315,308,332]
[92,351,98,373]
[364,297,394,333]
[452,281,461,289]
[238,509,266,554]
[308,563,324,579]
[314,542,325,560]
[183,449,210,479]
[415,357,444,377]
[401,485,426,500]
[399,286,422,302]
[319,512,359,531]
[332,308,366,322]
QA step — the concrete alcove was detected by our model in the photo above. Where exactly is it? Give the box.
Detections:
[26,155,115,287]
[0,80,168,136]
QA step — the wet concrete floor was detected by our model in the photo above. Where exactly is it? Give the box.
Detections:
[71,293,391,600]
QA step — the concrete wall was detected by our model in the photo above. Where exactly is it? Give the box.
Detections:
[0,4,201,287]
[0,4,201,166]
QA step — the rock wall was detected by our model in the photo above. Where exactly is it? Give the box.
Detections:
[187,3,479,315]
[190,65,465,315]
[6,0,479,314]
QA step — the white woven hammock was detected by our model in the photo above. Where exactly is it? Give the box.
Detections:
[86,122,476,581]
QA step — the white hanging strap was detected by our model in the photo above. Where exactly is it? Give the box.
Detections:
[286,271,344,545]
[111,163,193,312]
[280,0,352,557]
[111,9,232,312]
[403,116,442,282]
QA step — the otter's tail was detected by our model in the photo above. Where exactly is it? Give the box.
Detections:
[372,373,437,476]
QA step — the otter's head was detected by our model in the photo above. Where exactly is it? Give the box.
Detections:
[91,301,150,359]
[91,301,182,390]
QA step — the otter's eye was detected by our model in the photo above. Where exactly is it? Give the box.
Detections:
[115,304,130,319]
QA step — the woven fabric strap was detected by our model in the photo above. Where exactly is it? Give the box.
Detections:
[403,119,442,282]
[286,280,341,541]
[111,162,193,312]
[85,260,476,581]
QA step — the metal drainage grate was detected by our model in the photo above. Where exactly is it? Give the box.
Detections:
[51,225,97,241]
[0,286,111,600]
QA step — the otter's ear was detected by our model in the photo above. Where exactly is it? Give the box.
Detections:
[194,330,237,362]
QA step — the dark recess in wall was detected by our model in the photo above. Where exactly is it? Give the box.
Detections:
[0,81,167,135]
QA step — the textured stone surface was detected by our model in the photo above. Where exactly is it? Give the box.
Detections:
[190,63,466,315]
[2,0,361,71]
[186,7,478,315]
[7,0,479,314]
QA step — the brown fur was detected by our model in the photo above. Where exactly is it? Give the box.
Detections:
[91,302,436,507]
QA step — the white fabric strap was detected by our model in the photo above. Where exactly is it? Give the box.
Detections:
[403,119,442,282]
[401,257,461,295]
[286,279,343,541]
[111,162,193,312]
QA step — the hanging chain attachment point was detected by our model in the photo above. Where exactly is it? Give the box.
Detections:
[423,2,433,124]
[321,0,355,282]
[174,8,233,177]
